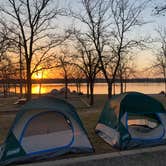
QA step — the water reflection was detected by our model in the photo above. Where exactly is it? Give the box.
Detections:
[32,84,47,94]
[1,82,165,94]
[30,83,164,94]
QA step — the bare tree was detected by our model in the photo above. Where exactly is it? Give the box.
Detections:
[70,0,113,97]
[71,0,147,98]
[55,47,74,99]
[0,56,18,96]
[0,22,14,96]
[0,22,11,61]
[0,0,69,100]
[155,3,166,15]
[108,0,148,96]
[72,67,84,94]
[72,31,100,105]
[153,26,166,94]
[117,55,136,93]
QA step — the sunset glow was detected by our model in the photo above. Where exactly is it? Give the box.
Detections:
[32,70,48,79]
[32,85,47,94]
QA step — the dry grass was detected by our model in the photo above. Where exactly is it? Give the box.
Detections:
[0,97,19,112]
[78,111,117,154]
[0,115,15,144]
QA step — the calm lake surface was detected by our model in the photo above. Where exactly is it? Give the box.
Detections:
[8,82,165,95]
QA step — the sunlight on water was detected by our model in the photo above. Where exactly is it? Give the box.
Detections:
[30,83,164,95]
[3,82,165,95]
[32,84,47,94]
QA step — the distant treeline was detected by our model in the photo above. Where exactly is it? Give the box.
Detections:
[0,78,165,84]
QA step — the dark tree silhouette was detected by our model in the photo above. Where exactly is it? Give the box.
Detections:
[72,30,100,105]
[70,0,148,97]
[0,0,69,100]
[153,26,166,94]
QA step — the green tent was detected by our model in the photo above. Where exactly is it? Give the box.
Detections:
[96,92,166,149]
[0,95,93,165]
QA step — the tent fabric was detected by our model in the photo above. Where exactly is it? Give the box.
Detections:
[96,92,166,149]
[0,95,93,166]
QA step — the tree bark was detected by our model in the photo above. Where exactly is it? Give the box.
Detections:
[89,81,94,105]
[120,75,123,94]
[113,83,116,95]
[64,74,68,99]
[164,75,166,96]
[97,50,112,98]
[86,80,90,98]
[26,61,32,101]
[124,79,127,93]
[19,36,23,98]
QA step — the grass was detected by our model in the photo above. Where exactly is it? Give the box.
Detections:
[0,94,166,155]
[0,115,15,144]
[78,111,116,154]
[0,97,19,112]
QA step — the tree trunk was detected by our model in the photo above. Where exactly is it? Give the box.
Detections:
[26,62,32,101]
[78,82,81,93]
[113,83,116,95]
[89,81,94,105]
[120,75,123,94]
[108,82,113,98]
[14,83,17,95]
[64,74,68,99]
[86,80,90,98]
[164,76,166,96]
[124,79,127,93]
[19,36,23,98]
[76,80,79,93]
[39,71,43,96]
[39,81,42,96]
[19,54,23,98]
[97,50,112,98]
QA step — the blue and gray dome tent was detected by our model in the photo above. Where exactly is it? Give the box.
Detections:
[96,92,166,149]
[0,96,93,165]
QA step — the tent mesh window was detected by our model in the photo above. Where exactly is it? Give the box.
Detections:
[20,111,74,154]
[23,112,71,137]
[127,113,161,133]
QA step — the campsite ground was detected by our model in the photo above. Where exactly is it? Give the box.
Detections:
[0,94,166,156]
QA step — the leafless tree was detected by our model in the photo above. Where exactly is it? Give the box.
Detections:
[0,56,18,96]
[72,31,101,105]
[70,0,147,98]
[108,0,148,96]
[0,0,69,100]
[153,26,166,94]
[155,3,166,15]
[117,55,136,93]
[0,22,14,96]
[72,68,84,94]
[0,22,11,61]
[55,47,74,99]
[70,0,113,97]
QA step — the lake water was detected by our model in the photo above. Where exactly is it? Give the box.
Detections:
[6,82,165,95]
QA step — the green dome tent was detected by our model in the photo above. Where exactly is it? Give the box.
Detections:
[0,96,93,165]
[95,92,166,149]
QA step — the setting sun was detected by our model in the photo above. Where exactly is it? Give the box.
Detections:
[32,70,48,79]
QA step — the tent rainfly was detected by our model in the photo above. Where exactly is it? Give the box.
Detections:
[96,92,166,149]
[0,96,93,165]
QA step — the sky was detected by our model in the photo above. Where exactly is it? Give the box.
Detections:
[1,0,166,78]
[57,0,166,78]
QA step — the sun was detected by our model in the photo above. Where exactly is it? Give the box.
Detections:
[32,70,48,79]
